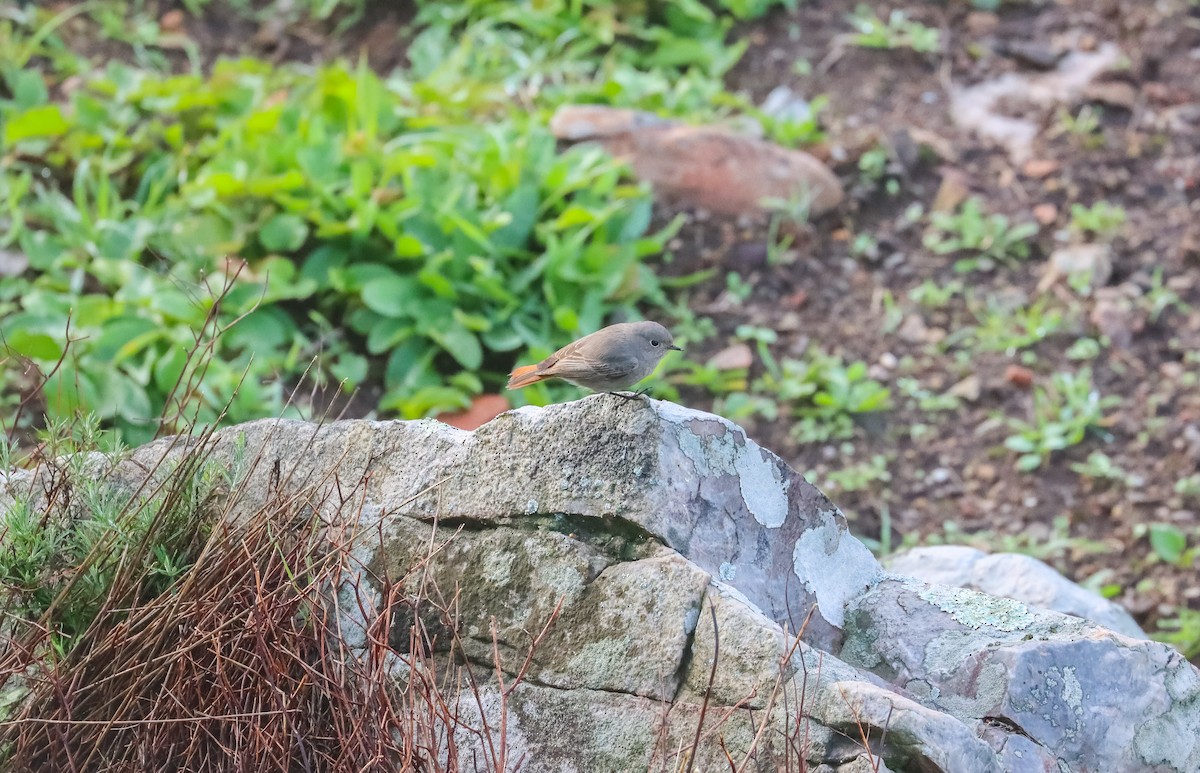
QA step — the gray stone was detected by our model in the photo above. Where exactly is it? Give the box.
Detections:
[115,396,883,650]
[886,545,1144,638]
[840,578,1200,771]
[5,397,1199,773]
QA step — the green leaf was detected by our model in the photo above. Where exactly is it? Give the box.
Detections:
[4,105,69,144]
[4,330,62,361]
[361,272,419,318]
[428,322,482,370]
[1016,454,1043,471]
[259,213,310,252]
[1149,523,1187,565]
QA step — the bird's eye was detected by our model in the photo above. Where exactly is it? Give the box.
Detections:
[651,340,660,347]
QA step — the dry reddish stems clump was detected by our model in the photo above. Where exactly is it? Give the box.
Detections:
[0,456,555,773]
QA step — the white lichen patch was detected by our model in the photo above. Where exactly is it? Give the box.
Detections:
[658,402,790,529]
[793,510,883,629]
[735,443,788,528]
[915,584,1037,632]
[719,562,737,581]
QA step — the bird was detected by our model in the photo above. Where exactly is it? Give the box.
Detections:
[506,321,683,398]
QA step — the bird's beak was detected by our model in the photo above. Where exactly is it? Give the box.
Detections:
[669,345,684,352]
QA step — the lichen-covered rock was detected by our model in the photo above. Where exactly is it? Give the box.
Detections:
[840,578,1200,771]
[886,544,1144,638]
[8,397,1199,772]
[120,396,882,650]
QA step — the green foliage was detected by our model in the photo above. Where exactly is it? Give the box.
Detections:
[954,296,1065,355]
[1145,523,1190,566]
[1069,200,1126,239]
[847,5,940,54]
[1003,368,1118,471]
[1,0,809,442]
[2,41,665,431]
[1071,451,1141,487]
[756,348,892,442]
[908,279,964,309]
[819,453,892,494]
[1155,609,1200,660]
[1177,474,1200,501]
[0,418,232,651]
[923,198,1039,272]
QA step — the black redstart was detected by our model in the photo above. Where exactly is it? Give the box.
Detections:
[507,321,682,396]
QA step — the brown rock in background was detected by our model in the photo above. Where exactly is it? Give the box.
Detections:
[550,105,844,217]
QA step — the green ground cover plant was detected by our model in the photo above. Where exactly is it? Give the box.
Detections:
[1,0,796,443]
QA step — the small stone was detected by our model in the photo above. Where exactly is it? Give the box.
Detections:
[998,39,1064,70]
[707,343,753,371]
[1084,80,1138,111]
[879,352,898,369]
[965,11,999,36]
[948,375,982,402]
[897,314,929,344]
[1022,159,1060,179]
[973,463,997,482]
[1033,203,1058,226]
[932,168,972,213]
[1039,243,1113,293]
[0,248,28,277]
[1005,365,1034,389]
[160,9,185,31]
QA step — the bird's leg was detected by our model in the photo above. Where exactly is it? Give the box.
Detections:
[608,389,650,402]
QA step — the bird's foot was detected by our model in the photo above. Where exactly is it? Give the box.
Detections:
[608,389,650,402]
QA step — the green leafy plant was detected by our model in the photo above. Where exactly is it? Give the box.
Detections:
[1071,451,1141,487]
[1003,368,1118,470]
[955,296,1066,355]
[1070,200,1126,239]
[1155,609,1200,660]
[924,198,1039,272]
[756,348,891,442]
[819,453,892,494]
[847,5,940,53]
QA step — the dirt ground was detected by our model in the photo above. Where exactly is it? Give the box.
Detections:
[64,0,1200,639]
[716,0,1200,632]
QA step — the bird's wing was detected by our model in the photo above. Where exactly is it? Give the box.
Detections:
[543,339,640,384]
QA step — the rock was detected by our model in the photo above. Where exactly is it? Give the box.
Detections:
[706,343,753,371]
[995,39,1064,70]
[1003,364,1034,389]
[113,397,882,649]
[1041,243,1113,293]
[550,105,844,217]
[841,579,1199,771]
[160,8,185,32]
[6,398,1198,772]
[948,375,982,402]
[0,249,28,278]
[885,545,1145,638]
[760,85,813,124]
[1091,283,1146,347]
[932,168,972,213]
[1084,79,1138,111]
[950,43,1122,162]
[1033,202,1058,225]
[897,314,931,344]
[1022,158,1060,179]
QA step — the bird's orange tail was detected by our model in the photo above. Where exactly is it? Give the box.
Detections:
[507,364,545,389]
